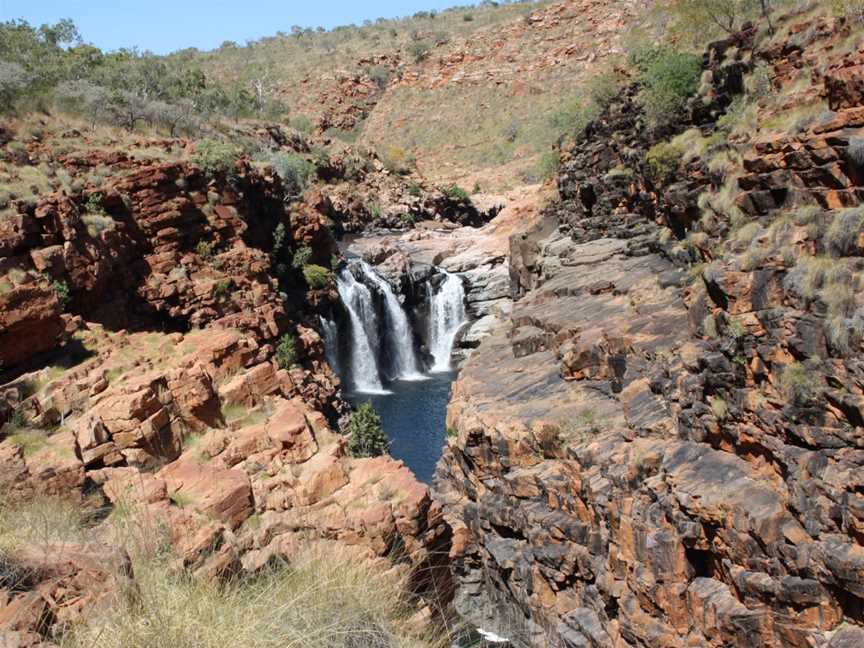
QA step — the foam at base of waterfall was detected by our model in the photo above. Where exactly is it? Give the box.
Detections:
[352,386,393,396]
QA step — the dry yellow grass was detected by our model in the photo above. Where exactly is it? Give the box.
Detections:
[0,496,453,648]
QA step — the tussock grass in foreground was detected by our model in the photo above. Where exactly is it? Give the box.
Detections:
[0,496,90,552]
[63,545,444,648]
[1,496,448,647]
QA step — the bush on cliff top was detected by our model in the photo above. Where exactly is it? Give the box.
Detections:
[347,402,390,458]
[192,139,240,177]
[635,47,702,130]
[302,264,332,290]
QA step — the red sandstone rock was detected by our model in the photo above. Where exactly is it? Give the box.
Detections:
[0,542,133,640]
[0,284,63,367]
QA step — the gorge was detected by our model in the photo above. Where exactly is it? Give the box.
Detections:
[4,1,864,647]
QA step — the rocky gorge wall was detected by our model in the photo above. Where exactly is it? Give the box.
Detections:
[0,141,453,645]
[436,11,864,648]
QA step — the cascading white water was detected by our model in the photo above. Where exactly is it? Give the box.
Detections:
[428,271,467,372]
[356,261,426,381]
[319,316,340,376]
[336,268,389,394]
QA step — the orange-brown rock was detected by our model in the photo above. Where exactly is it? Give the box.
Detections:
[0,283,63,368]
[0,542,133,641]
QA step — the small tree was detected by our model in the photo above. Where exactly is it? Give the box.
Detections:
[670,0,770,36]
[347,403,389,458]
[0,62,27,113]
[275,334,299,369]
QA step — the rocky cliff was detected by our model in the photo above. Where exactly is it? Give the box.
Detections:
[0,138,451,645]
[436,9,864,647]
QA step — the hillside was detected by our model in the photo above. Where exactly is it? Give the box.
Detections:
[178,0,649,188]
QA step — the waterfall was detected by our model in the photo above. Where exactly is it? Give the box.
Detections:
[336,268,388,394]
[319,316,340,376]
[355,261,426,381]
[428,271,467,372]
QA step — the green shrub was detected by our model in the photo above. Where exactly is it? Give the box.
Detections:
[538,150,561,179]
[269,153,315,195]
[47,276,71,311]
[366,65,391,89]
[291,246,312,269]
[346,403,389,458]
[445,185,470,201]
[409,41,431,62]
[271,223,287,259]
[85,192,104,214]
[192,139,240,177]
[646,141,683,185]
[195,240,214,259]
[638,48,702,129]
[302,264,331,289]
[778,360,823,405]
[275,334,299,369]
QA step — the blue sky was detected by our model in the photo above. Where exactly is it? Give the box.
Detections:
[0,0,486,55]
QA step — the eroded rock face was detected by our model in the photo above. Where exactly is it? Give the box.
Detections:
[436,15,864,648]
[0,283,63,368]
[0,143,451,643]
